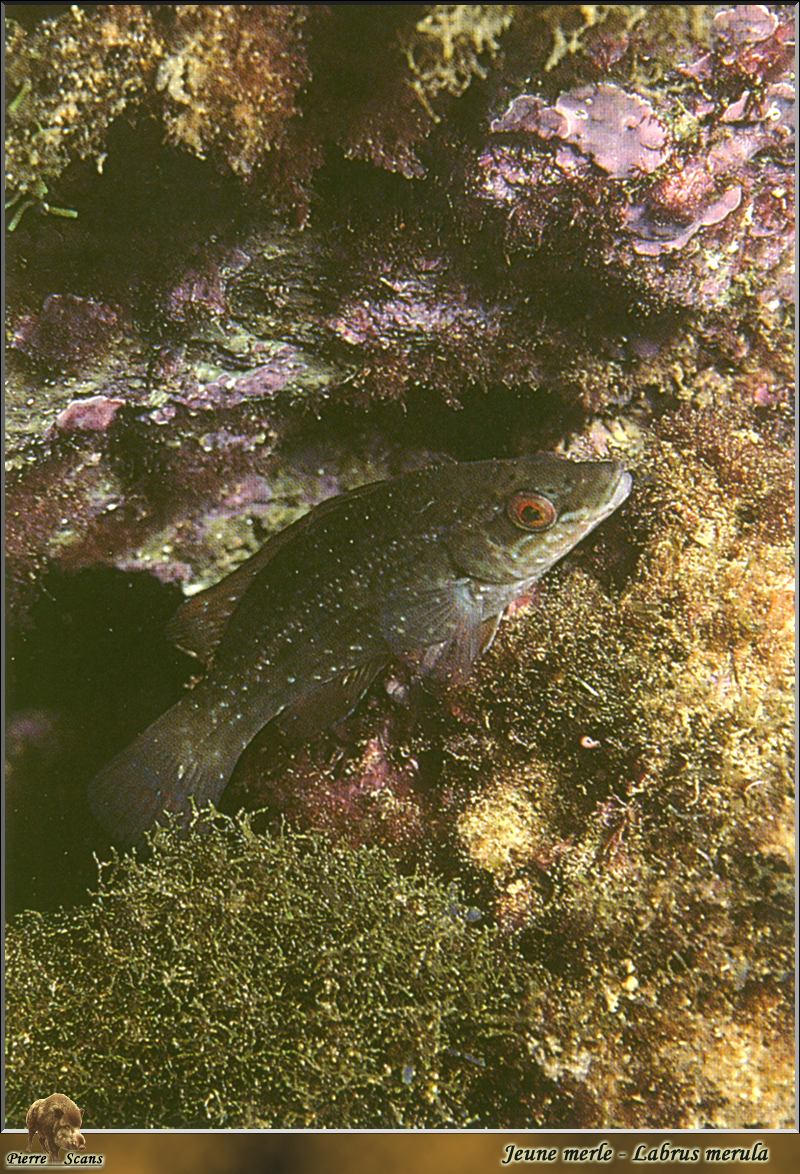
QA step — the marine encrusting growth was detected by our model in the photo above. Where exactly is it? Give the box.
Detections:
[5,2,793,1132]
[89,456,631,844]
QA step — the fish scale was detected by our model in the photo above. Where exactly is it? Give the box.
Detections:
[89,455,631,844]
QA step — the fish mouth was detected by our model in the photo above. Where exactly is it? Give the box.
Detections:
[604,467,633,515]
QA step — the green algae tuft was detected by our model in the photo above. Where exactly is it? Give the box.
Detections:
[5,812,532,1129]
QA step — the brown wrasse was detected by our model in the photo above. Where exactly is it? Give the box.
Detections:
[88,456,632,844]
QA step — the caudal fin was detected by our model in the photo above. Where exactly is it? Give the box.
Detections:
[87,691,240,846]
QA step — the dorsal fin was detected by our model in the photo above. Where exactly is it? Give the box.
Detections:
[166,479,386,665]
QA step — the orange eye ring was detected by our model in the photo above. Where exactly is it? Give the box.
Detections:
[506,492,557,532]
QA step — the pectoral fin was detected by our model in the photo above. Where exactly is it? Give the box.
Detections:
[382,579,479,648]
[382,581,495,685]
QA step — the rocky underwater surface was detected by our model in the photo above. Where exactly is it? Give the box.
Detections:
[4,4,795,1128]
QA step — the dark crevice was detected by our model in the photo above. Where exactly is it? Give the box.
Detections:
[6,567,194,914]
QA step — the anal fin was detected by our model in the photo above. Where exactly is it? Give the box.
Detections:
[274,657,386,743]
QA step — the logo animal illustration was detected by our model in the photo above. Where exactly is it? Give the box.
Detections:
[26,1094,86,1163]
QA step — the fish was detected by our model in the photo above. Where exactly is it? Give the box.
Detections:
[88,455,632,844]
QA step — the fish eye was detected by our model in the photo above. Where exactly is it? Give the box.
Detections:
[506,492,557,532]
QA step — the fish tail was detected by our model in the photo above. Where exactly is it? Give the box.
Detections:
[88,689,246,846]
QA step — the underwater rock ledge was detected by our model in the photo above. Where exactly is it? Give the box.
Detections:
[5,3,795,1130]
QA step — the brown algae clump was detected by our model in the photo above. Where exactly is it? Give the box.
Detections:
[6,7,162,225]
[444,404,793,1126]
[5,2,794,1132]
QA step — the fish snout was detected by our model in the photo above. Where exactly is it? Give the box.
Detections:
[601,463,633,515]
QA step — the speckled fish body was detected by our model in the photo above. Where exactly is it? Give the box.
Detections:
[89,456,631,843]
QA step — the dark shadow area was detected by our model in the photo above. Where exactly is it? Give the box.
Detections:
[6,115,250,319]
[6,567,194,914]
[276,380,582,466]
